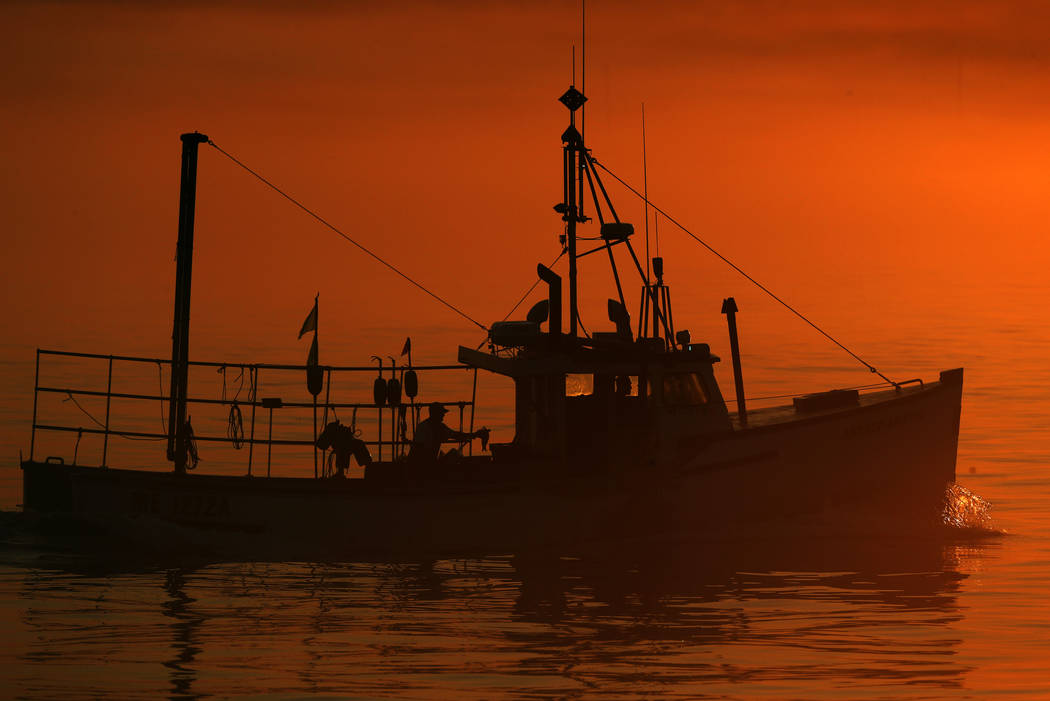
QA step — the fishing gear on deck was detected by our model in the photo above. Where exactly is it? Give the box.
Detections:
[316,420,372,477]
[185,417,200,470]
[371,356,387,406]
[387,376,402,406]
[219,365,251,450]
[397,405,408,455]
[227,401,244,449]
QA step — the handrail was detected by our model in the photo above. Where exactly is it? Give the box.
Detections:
[35,386,469,411]
[30,348,479,478]
[36,348,465,373]
[33,424,420,449]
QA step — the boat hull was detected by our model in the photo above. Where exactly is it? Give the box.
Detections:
[21,370,963,555]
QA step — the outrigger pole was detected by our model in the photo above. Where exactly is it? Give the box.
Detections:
[167,132,208,474]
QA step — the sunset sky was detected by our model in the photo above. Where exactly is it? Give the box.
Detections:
[5,6,1050,695]
[3,0,1049,367]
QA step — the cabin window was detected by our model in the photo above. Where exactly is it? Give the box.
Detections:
[566,374,639,397]
[616,375,640,397]
[566,373,594,397]
[662,373,708,406]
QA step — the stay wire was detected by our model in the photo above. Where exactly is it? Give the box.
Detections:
[724,381,894,405]
[478,248,566,348]
[206,139,488,332]
[592,160,897,387]
[63,392,165,442]
[502,249,566,323]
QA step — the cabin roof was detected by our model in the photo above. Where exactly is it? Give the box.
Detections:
[458,344,719,378]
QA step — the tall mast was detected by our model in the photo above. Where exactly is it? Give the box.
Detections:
[558,85,587,338]
[167,131,208,474]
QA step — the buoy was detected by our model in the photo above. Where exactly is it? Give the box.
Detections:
[387,377,402,406]
[307,365,324,397]
[404,369,418,398]
[373,377,387,406]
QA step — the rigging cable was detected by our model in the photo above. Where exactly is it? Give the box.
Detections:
[63,392,164,442]
[206,139,488,332]
[477,248,566,348]
[501,248,566,323]
[591,159,897,387]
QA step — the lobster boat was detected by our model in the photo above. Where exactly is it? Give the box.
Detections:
[20,85,963,555]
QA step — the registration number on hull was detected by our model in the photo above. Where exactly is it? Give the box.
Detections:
[130,490,231,521]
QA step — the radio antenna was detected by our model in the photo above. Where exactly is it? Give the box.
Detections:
[655,210,660,258]
[642,102,650,282]
[581,0,586,141]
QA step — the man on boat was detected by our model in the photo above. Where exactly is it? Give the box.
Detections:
[409,402,488,463]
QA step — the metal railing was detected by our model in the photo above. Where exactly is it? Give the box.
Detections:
[29,349,479,477]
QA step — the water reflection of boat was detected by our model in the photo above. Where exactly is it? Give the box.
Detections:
[20,84,962,554]
[6,531,975,697]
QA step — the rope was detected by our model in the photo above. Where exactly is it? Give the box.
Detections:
[478,249,566,348]
[227,402,244,449]
[723,381,894,405]
[219,365,246,449]
[502,249,566,324]
[63,392,165,442]
[592,160,897,387]
[185,419,200,469]
[206,139,487,332]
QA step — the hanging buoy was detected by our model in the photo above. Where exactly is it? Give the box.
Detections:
[387,377,402,406]
[307,365,324,397]
[371,355,387,406]
[404,369,418,398]
[373,376,387,406]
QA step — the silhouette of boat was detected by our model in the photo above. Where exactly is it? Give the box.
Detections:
[20,85,962,554]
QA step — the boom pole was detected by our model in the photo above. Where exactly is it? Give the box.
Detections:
[167,131,209,474]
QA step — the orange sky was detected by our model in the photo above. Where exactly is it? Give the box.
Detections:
[4,6,1050,689]
[2,0,1049,364]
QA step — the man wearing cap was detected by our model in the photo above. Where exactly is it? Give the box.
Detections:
[409,401,488,463]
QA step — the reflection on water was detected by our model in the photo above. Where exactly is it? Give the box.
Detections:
[0,517,996,700]
[162,568,201,700]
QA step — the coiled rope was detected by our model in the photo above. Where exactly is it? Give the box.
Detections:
[219,365,248,449]
[593,159,897,387]
[206,139,488,332]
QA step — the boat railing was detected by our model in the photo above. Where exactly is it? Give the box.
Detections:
[720,377,923,409]
[28,348,479,478]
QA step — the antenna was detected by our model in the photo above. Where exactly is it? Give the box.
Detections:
[655,210,660,258]
[572,44,576,84]
[581,0,586,141]
[642,102,649,283]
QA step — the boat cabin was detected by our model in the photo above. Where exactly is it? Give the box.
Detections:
[458,295,731,467]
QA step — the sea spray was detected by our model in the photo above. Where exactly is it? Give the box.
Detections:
[943,483,994,531]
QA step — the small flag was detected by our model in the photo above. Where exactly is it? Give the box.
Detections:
[401,337,411,357]
[307,334,319,367]
[298,297,318,339]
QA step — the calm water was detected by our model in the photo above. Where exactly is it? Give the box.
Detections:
[1,270,1048,699]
